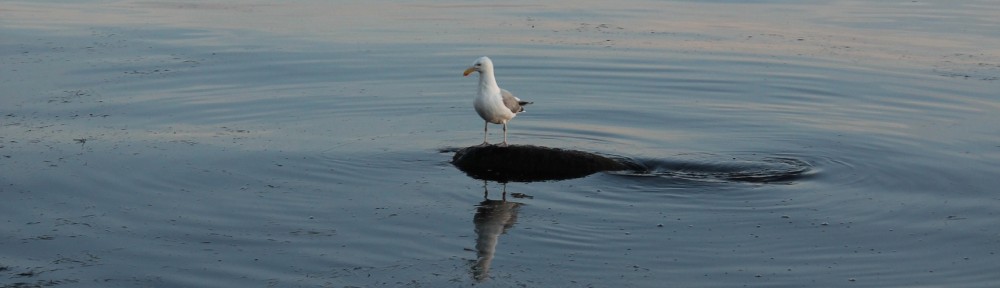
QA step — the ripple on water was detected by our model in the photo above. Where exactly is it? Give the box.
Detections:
[609,153,815,184]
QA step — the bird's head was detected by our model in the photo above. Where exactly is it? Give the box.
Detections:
[463,56,493,77]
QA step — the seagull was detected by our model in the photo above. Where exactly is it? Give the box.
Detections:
[463,56,532,146]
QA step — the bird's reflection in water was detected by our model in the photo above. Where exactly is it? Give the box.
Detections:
[471,181,525,282]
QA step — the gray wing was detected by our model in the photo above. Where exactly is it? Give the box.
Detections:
[501,89,532,113]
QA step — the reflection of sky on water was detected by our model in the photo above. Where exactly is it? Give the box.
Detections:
[5,0,999,70]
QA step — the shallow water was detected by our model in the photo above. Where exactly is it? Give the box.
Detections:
[2,0,999,287]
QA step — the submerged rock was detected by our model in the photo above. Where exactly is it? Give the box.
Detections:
[451,144,639,182]
[449,145,815,184]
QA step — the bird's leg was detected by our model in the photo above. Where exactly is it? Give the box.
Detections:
[500,122,509,147]
[479,121,489,146]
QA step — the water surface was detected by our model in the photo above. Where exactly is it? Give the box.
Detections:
[2,1,999,287]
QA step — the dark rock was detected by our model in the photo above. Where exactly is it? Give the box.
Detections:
[451,144,641,182]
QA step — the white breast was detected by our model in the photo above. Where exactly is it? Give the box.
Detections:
[474,90,515,124]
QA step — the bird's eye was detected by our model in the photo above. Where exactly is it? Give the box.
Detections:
[475,63,481,67]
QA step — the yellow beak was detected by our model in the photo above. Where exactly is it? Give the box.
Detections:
[463,67,476,76]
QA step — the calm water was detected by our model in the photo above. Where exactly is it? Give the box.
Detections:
[2,1,999,287]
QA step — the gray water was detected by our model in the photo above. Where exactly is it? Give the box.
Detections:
[2,1,999,287]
